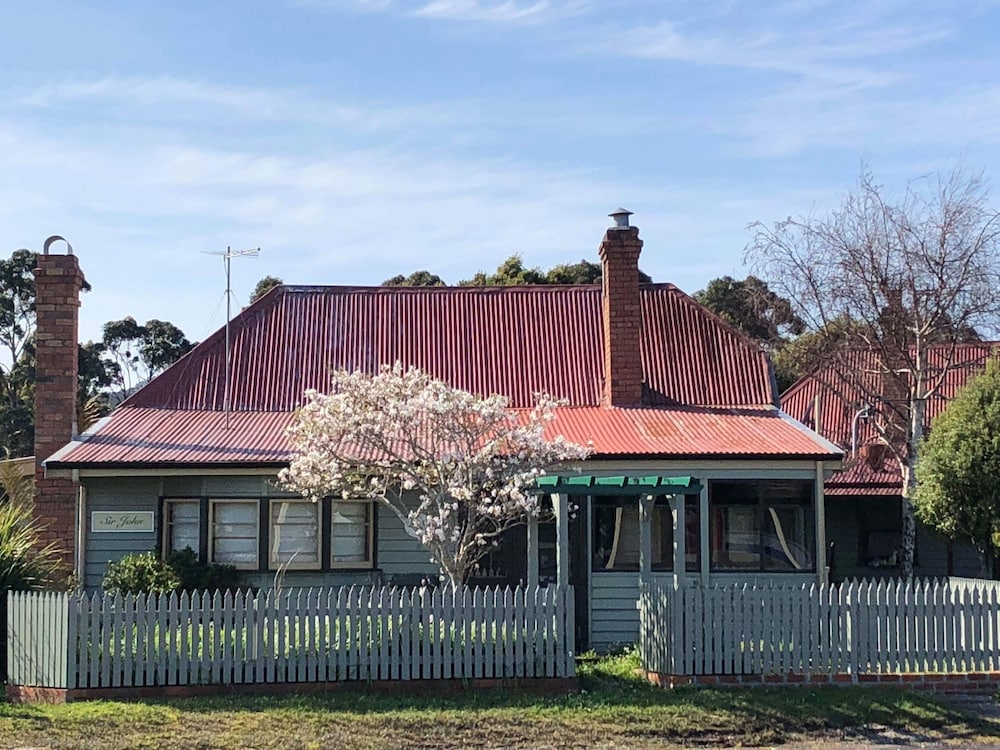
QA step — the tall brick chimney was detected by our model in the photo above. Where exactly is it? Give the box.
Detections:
[33,236,86,574]
[599,208,644,407]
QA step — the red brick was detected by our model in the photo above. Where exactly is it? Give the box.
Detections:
[599,225,644,406]
[32,251,86,574]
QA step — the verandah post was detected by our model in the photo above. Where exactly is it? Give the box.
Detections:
[639,494,653,589]
[526,516,539,589]
[552,493,569,589]
[671,493,686,587]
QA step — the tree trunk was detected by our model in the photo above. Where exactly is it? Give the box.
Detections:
[900,458,917,580]
[900,392,926,580]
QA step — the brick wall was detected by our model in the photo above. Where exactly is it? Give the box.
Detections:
[644,670,1000,695]
[33,251,86,574]
[598,225,644,407]
[7,677,580,704]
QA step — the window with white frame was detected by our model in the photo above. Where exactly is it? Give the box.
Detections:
[592,497,700,572]
[269,500,320,569]
[210,499,260,569]
[163,499,200,555]
[709,480,815,572]
[331,501,373,567]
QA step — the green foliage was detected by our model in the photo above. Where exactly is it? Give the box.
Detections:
[102,552,180,595]
[385,256,654,288]
[0,249,37,365]
[694,275,804,345]
[914,357,1000,571]
[166,547,242,592]
[102,316,193,398]
[250,275,283,302]
[771,315,870,392]
[0,500,62,592]
[0,459,34,510]
[382,271,446,287]
[0,656,988,748]
[459,255,653,286]
[460,255,547,286]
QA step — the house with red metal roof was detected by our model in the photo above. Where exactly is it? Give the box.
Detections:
[36,212,841,651]
[781,344,999,580]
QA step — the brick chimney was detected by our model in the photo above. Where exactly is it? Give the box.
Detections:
[33,237,86,574]
[599,208,644,407]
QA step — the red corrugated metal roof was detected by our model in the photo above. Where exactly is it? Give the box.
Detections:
[781,343,1000,495]
[49,405,838,469]
[825,459,901,496]
[48,283,839,469]
[129,284,775,412]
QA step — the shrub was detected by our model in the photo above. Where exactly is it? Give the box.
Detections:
[0,500,64,681]
[166,547,243,592]
[102,552,179,595]
[0,500,63,592]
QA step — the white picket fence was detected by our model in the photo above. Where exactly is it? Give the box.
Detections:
[640,578,1000,677]
[7,585,575,689]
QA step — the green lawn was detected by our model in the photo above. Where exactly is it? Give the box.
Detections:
[1,652,996,749]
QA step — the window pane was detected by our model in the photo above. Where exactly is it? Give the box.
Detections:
[332,502,370,564]
[271,501,319,565]
[711,505,760,570]
[709,480,815,572]
[762,505,815,571]
[212,501,258,566]
[167,501,199,554]
[593,504,639,571]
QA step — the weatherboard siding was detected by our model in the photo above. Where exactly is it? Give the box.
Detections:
[590,572,642,650]
[81,477,440,591]
[825,499,983,581]
[375,502,441,584]
[84,477,161,590]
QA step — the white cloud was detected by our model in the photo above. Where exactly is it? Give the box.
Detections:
[0,104,820,345]
[16,76,467,134]
[411,0,585,24]
[294,0,588,25]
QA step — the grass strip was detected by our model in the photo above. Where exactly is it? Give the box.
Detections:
[1,651,996,749]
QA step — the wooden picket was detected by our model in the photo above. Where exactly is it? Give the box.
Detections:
[639,578,1000,678]
[7,584,574,689]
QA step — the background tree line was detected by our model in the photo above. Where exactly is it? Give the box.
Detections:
[0,249,194,457]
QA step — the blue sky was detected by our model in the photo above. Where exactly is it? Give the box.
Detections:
[2,1,1000,345]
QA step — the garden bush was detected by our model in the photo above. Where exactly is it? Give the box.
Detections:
[166,547,243,592]
[0,498,64,681]
[102,552,180,595]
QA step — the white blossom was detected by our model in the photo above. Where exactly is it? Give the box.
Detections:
[278,363,590,586]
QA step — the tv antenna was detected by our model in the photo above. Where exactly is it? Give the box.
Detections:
[204,246,260,428]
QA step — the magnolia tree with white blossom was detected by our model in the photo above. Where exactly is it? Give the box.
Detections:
[278,363,591,587]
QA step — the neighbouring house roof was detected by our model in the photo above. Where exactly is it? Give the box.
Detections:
[48,284,841,469]
[780,342,1000,496]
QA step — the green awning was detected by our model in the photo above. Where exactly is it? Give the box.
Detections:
[534,474,702,496]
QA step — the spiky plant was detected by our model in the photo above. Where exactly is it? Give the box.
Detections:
[0,501,63,591]
[0,458,34,510]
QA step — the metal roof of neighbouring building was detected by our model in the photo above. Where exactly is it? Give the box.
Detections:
[780,342,1000,497]
[49,283,842,469]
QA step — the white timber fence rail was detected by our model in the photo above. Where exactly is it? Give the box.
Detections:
[640,579,1000,679]
[7,584,575,690]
